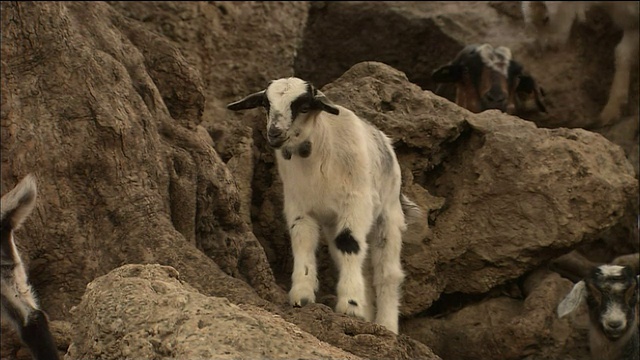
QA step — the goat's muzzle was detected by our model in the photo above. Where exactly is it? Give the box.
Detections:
[267,127,287,148]
[482,86,508,112]
[602,320,628,340]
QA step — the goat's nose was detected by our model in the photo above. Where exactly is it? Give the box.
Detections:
[606,320,623,329]
[268,127,283,138]
[486,89,506,103]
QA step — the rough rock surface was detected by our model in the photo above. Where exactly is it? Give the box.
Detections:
[1,1,285,316]
[403,269,591,360]
[67,264,363,360]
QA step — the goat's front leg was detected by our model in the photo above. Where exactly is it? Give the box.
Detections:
[328,206,373,322]
[600,29,639,126]
[287,213,320,307]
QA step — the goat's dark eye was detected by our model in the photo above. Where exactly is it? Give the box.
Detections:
[300,104,310,113]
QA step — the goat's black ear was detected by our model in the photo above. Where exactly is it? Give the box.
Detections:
[227,90,266,111]
[431,65,462,83]
[516,74,548,113]
[516,74,536,93]
[313,91,340,115]
[507,60,526,89]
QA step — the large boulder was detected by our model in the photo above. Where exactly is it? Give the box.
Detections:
[67,264,363,360]
[402,269,591,360]
[1,1,284,320]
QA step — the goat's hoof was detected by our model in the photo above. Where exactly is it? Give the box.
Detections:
[289,287,316,307]
[599,105,621,127]
[292,298,311,307]
[335,298,368,321]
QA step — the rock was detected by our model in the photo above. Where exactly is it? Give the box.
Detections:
[402,269,590,360]
[67,264,361,360]
[1,1,284,319]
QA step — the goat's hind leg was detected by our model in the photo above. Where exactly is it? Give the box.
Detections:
[370,209,405,334]
[599,29,639,126]
[288,214,321,307]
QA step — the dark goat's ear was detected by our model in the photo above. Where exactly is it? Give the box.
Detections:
[432,65,463,83]
[227,90,266,111]
[516,74,536,93]
[517,74,547,113]
[313,91,340,115]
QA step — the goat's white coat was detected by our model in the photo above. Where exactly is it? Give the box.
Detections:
[276,81,406,333]
[522,1,640,125]
[230,78,420,334]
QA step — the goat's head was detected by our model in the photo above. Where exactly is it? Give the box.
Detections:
[227,77,339,149]
[432,44,546,115]
[1,174,37,248]
[558,265,639,341]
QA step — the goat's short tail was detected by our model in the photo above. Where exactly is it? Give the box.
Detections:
[400,194,428,244]
[400,194,423,224]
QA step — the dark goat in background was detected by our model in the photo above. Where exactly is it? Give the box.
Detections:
[432,43,547,117]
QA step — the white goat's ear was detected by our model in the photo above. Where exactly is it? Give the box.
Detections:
[314,91,339,115]
[1,174,37,231]
[227,90,266,111]
[557,280,586,318]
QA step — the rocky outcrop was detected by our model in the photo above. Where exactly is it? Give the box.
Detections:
[1,2,637,360]
[67,264,363,360]
[1,0,283,319]
[403,269,591,360]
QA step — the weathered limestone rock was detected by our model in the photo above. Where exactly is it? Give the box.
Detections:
[67,264,362,360]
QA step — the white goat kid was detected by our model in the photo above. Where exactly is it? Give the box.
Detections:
[558,264,639,360]
[522,1,639,126]
[227,77,420,334]
[1,174,59,360]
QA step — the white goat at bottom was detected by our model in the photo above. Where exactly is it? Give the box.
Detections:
[227,77,422,334]
[522,1,639,126]
[1,174,59,360]
[558,264,639,360]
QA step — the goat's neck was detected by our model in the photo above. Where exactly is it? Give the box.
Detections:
[589,318,638,360]
[298,113,331,159]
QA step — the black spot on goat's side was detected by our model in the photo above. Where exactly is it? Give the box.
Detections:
[335,228,360,254]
